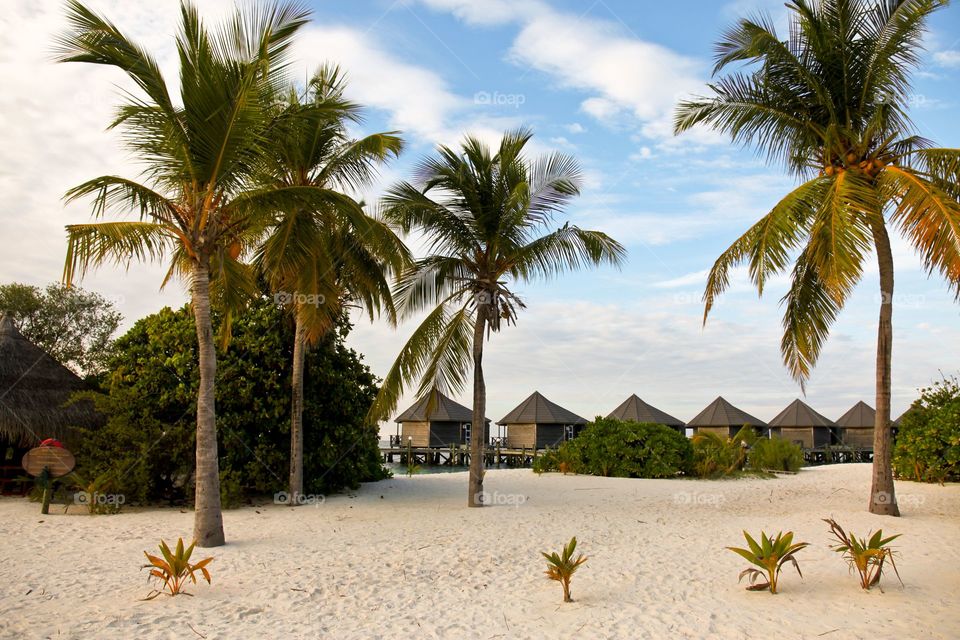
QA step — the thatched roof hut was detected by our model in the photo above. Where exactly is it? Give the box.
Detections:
[768,399,837,449]
[394,389,489,447]
[499,391,587,450]
[0,314,98,448]
[607,394,684,433]
[687,396,768,438]
[835,401,876,448]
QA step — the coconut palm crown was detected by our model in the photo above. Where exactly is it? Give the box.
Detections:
[54,0,342,545]
[371,129,626,506]
[675,0,960,516]
[254,64,408,501]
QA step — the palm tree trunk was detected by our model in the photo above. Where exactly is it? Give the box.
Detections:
[869,222,900,517]
[191,258,226,546]
[289,314,307,505]
[468,304,487,507]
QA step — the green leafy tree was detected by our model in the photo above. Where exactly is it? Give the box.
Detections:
[0,282,121,375]
[372,129,625,507]
[56,0,325,545]
[74,299,386,505]
[675,0,960,516]
[255,64,406,503]
[893,375,960,482]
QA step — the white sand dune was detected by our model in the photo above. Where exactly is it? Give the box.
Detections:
[1,464,958,639]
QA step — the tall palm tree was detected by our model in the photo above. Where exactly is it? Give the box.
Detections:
[371,129,626,507]
[256,65,408,503]
[56,0,340,545]
[675,0,960,516]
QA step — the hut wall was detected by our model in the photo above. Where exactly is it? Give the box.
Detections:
[814,427,835,448]
[536,424,567,449]
[842,428,874,448]
[778,427,813,449]
[506,423,536,449]
[400,421,430,447]
[694,426,732,438]
[429,421,464,447]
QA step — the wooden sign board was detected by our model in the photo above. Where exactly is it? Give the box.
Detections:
[22,447,76,478]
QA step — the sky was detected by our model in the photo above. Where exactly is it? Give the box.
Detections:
[1,0,959,431]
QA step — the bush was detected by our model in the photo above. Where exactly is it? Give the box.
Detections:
[691,426,759,478]
[73,299,388,505]
[749,437,804,473]
[893,376,960,483]
[533,418,692,478]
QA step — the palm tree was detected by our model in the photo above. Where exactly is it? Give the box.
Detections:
[371,129,626,506]
[675,0,960,516]
[255,65,408,503]
[56,0,336,545]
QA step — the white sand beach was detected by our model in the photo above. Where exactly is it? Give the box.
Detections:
[1,464,958,640]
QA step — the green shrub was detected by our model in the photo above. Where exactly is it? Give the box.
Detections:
[73,299,388,505]
[533,418,692,478]
[749,437,804,472]
[691,426,759,478]
[893,376,960,483]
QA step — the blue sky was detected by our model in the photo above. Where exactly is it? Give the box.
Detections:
[1,0,959,427]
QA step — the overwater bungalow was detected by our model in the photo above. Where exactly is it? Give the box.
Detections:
[607,394,685,434]
[767,399,838,449]
[835,401,876,448]
[687,396,768,438]
[499,391,587,449]
[393,389,490,448]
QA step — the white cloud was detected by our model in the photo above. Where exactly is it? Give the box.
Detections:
[564,122,586,134]
[933,50,960,68]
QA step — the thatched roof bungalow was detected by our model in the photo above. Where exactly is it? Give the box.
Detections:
[835,401,876,448]
[687,396,768,438]
[0,314,98,452]
[607,394,684,434]
[768,399,837,449]
[394,389,489,447]
[499,391,587,450]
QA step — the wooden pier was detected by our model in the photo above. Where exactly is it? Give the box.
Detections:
[381,442,542,468]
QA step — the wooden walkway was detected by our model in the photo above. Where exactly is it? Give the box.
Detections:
[382,445,541,468]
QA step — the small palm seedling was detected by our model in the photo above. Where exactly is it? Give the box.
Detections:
[824,518,902,590]
[142,538,213,599]
[542,536,588,602]
[727,530,808,594]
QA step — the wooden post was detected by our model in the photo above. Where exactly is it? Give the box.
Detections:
[39,467,51,515]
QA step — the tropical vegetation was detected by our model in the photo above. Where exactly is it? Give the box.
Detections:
[675,0,960,516]
[824,518,902,590]
[254,64,407,504]
[142,538,213,599]
[533,418,693,478]
[55,0,338,545]
[541,536,588,603]
[370,129,625,506]
[892,375,960,482]
[72,299,386,507]
[727,530,809,594]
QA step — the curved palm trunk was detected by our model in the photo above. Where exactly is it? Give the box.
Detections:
[289,315,307,504]
[869,222,900,517]
[468,305,487,507]
[191,259,226,546]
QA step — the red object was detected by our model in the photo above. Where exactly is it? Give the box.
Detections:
[39,438,63,448]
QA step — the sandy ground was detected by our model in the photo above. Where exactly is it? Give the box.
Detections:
[0,464,957,640]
